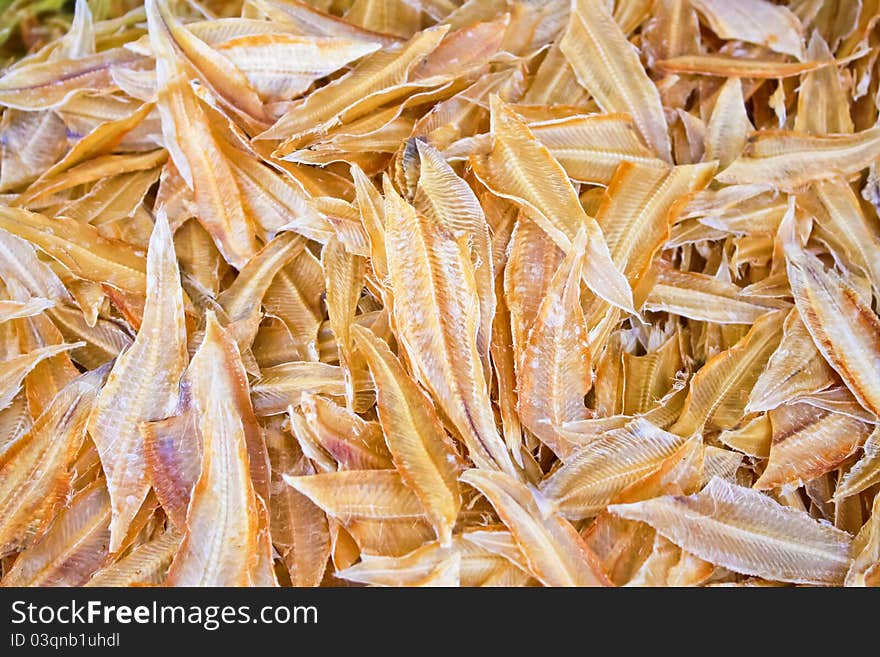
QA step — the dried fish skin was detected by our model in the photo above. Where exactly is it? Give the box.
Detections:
[610,477,852,585]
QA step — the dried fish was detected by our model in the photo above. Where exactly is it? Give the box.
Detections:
[352,325,462,544]
[561,0,671,161]
[88,214,186,551]
[166,314,273,586]
[461,469,609,587]
[1,0,878,589]
[611,477,852,585]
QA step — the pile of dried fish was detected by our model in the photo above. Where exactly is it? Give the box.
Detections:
[0,0,879,587]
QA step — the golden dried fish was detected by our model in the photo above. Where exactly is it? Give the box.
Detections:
[413,140,494,373]
[166,314,273,586]
[0,48,146,110]
[218,34,380,102]
[300,393,392,470]
[86,530,181,586]
[3,0,879,589]
[142,397,199,530]
[0,366,105,554]
[0,110,69,192]
[1,479,111,587]
[503,217,563,366]
[747,309,836,413]
[218,231,305,348]
[61,169,162,226]
[285,469,433,556]
[656,54,826,78]
[0,207,147,294]
[339,536,531,587]
[621,333,683,417]
[718,128,880,187]
[352,324,462,544]
[88,214,187,551]
[719,414,772,458]
[383,182,515,475]
[265,423,329,586]
[472,97,635,314]
[322,236,365,407]
[17,149,166,206]
[560,0,671,161]
[147,1,267,128]
[261,26,448,149]
[795,33,853,135]
[517,229,591,457]
[755,402,869,489]
[523,41,590,107]
[0,342,81,413]
[253,0,401,46]
[671,310,785,437]
[690,0,805,58]
[835,426,880,501]
[845,494,880,587]
[530,114,666,186]
[705,78,751,169]
[644,263,785,324]
[540,420,686,521]
[786,241,880,417]
[150,5,258,269]
[610,477,852,585]
[811,180,880,294]
[252,361,373,415]
[597,162,715,289]
[461,469,610,587]
[41,101,155,182]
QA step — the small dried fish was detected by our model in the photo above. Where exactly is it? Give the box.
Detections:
[786,241,880,417]
[461,469,609,587]
[88,214,186,551]
[166,314,273,586]
[1,0,878,590]
[353,325,461,544]
[540,419,686,521]
[611,477,852,585]
[561,0,671,161]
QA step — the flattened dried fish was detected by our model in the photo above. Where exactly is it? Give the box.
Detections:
[611,477,852,585]
[88,214,186,551]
